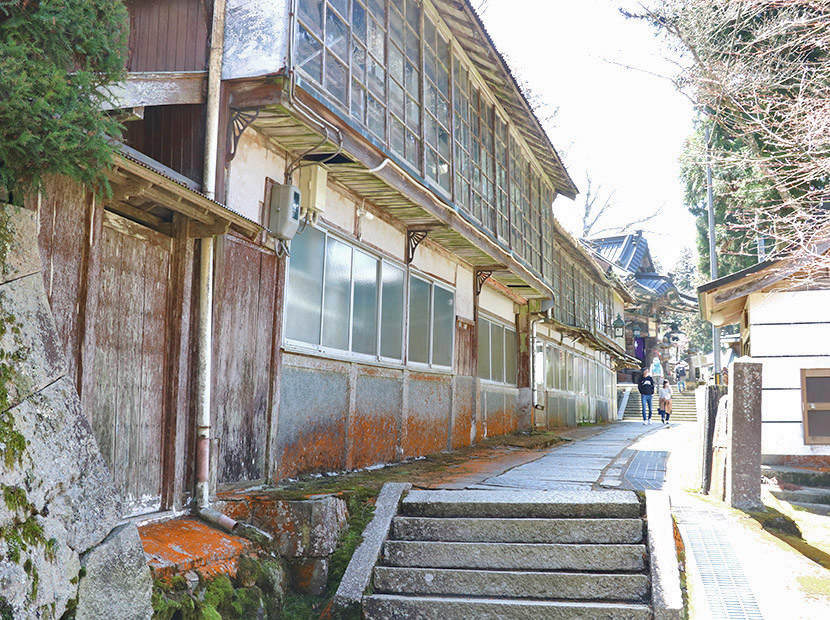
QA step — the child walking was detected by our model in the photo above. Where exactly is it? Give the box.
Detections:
[658,380,673,424]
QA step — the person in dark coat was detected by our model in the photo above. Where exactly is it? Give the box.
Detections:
[638,368,655,424]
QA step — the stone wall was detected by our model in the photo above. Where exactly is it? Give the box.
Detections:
[0,204,152,619]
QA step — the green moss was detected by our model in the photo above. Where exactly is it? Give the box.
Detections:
[0,596,14,620]
[2,485,28,514]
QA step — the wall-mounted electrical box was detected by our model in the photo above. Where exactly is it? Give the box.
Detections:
[299,164,327,217]
[268,184,301,240]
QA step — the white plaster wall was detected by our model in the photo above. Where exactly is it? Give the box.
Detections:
[479,286,515,323]
[411,243,457,287]
[455,264,474,321]
[225,130,284,223]
[320,184,356,235]
[360,214,405,262]
[224,0,290,80]
[749,290,830,456]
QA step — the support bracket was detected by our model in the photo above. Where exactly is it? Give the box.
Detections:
[475,269,494,296]
[406,229,430,264]
[227,108,260,163]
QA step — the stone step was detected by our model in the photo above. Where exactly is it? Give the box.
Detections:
[401,489,641,519]
[769,486,830,506]
[363,594,652,620]
[790,501,830,516]
[373,567,650,601]
[391,516,643,544]
[762,464,830,488]
[382,541,647,572]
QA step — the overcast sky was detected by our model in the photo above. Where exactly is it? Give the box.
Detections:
[477,0,697,271]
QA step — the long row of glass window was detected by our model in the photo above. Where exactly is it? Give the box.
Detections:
[538,341,615,403]
[552,247,614,336]
[285,226,455,368]
[295,0,555,285]
[477,316,517,386]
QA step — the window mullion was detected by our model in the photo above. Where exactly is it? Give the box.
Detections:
[376,260,383,359]
[319,230,329,346]
[348,245,356,353]
[418,5,427,177]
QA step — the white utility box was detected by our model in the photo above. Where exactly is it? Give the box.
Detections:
[299,164,327,217]
[268,184,301,240]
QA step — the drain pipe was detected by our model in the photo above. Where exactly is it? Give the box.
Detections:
[530,317,543,425]
[194,0,237,534]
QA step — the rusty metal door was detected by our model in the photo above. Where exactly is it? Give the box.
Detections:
[89,211,172,516]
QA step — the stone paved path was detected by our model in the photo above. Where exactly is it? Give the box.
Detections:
[472,420,770,619]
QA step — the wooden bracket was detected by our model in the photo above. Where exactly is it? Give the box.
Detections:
[406,229,430,264]
[188,219,230,238]
[227,108,260,163]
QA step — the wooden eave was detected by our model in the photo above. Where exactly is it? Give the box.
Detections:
[105,152,262,240]
[230,79,553,298]
[431,0,578,200]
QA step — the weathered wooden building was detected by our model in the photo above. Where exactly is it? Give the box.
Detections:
[31,0,632,520]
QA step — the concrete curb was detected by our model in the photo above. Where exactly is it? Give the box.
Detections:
[645,490,683,620]
[330,482,411,616]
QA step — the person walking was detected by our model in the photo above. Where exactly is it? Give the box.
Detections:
[638,368,655,424]
[659,379,673,424]
[676,365,687,392]
[650,353,663,386]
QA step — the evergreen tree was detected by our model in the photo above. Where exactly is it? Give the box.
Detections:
[0,0,128,200]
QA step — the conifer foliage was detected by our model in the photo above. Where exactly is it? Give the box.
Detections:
[0,0,128,198]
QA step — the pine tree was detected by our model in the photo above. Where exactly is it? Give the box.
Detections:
[0,0,128,200]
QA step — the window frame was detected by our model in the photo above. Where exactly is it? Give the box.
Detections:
[283,223,407,365]
[477,312,518,386]
[406,269,455,371]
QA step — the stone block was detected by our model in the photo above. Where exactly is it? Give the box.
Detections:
[1,203,41,284]
[9,377,122,553]
[402,489,640,519]
[645,491,683,620]
[391,516,643,544]
[363,594,652,620]
[0,274,66,408]
[289,557,329,596]
[373,567,649,601]
[727,360,763,510]
[76,523,153,620]
[251,495,347,558]
[382,541,646,572]
[332,482,410,614]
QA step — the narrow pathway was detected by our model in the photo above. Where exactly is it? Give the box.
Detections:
[472,419,769,619]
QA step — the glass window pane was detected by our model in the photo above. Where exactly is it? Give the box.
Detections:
[328,0,348,18]
[478,317,490,380]
[546,345,554,389]
[432,286,454,367]
[380,263,404,359]
[297,26,323,82]
[367,95,386,140]
[408,277,430,364]
[353,2,366,41]
[325,53,348,106]
[559,349,566,390]
[286,227,325,344]
[299,0,324,34]
[326,8,349,60]
[352,250,379,355]
[505,328,517,385]
[322,237,352,350]
[490,323,504,383]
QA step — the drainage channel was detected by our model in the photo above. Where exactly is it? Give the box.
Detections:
[674,502,765,620]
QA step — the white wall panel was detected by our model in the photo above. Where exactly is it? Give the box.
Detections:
[750,323,830,356]
[761,390,803,422]
[758,356,830,389]
[762,422,830,456]
[749,290,830,324]
[226,131,284,223]
[479,287,515,323]
[455,265,474,321]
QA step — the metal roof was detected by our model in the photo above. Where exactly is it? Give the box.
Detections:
[589,232,652,274]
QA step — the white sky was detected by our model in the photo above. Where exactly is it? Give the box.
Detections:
[477,0,697,271]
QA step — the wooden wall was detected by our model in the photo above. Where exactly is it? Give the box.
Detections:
[124,104,206,185]
[127,0,210,72]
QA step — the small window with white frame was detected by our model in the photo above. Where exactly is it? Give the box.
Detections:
[284,226,405,362]
[477,314,517,385]
[408,273,455,369]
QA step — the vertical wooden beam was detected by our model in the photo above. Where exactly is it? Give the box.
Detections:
[266,252,287,482]
[78,191,104,415]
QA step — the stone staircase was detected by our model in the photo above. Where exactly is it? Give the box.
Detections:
[362,489,654,619]
[623,389,697,422]
[763,464,830,515]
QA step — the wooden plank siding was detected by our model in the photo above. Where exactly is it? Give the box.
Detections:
[124,104,206,185]
[88,212,172,516]
[211,234,280,486]
[127,0,209,72]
